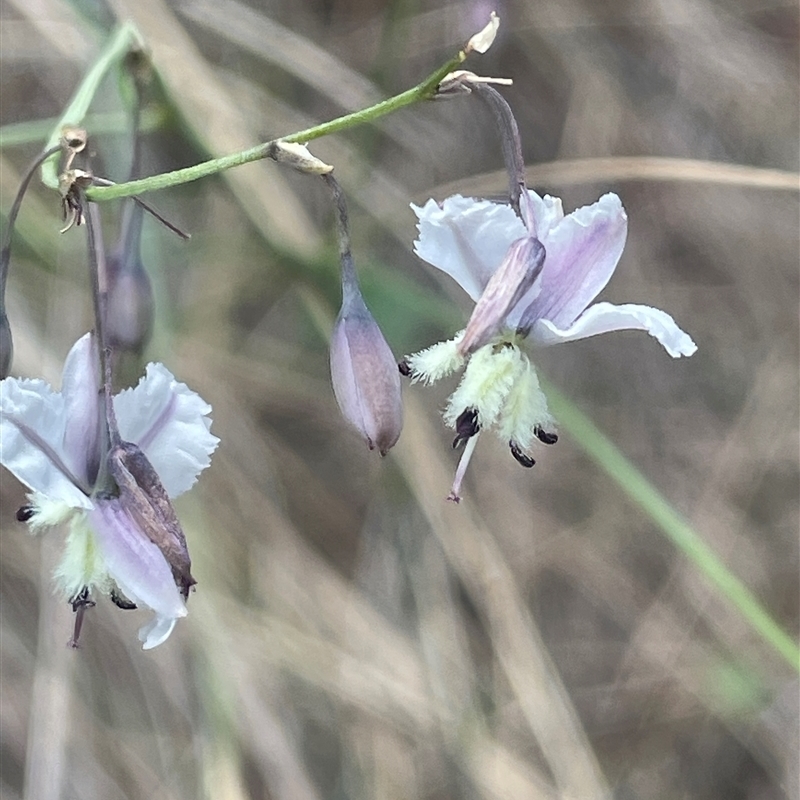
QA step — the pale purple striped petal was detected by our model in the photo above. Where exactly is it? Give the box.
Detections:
[530,301,698,357]
[512,192,628,330]
[0,333,103,506]
[0,378,93,508]
[88,497,187,649]
[60,332,101,489]
[114,363,218,498]
[412,196,523,301]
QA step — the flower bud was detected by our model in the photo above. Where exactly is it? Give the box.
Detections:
[0,308,12,379]
[105,201,154,354]
[330,271,403,455]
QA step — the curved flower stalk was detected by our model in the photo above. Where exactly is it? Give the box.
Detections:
[0,311,11,380]
[0,142,67,379]
[406,190,697,501]
[0,333,218,648]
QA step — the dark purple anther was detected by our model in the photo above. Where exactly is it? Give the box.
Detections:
[509,441,535,468]
[534,426,558,445]
[452,407,480,449]
[110,589,138,610]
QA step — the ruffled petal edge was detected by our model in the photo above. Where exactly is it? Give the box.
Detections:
[114,363,219,498]
[0,376,93,508]
[412,196,524,301]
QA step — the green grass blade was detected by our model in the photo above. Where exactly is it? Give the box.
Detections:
[544,378,800,672]
[0,107,165,150]
[40,21,143,189]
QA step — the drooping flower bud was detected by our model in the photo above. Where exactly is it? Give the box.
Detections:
[323,173,403,454]
[330,261,403,455]
[105,201,154,354]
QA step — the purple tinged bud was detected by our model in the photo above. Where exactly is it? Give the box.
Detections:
[0,308,12,379]
[330,263,403,455]
[105,202,154,354]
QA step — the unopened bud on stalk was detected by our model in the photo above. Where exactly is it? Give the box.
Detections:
[105,201,154,354]
[324,174,402,454]
[0,308,12,380]
[330,262,403,455]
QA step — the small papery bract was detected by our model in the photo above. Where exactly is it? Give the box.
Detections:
[465,11,500,54]
[270,141,333,175]
[330,284,403,456]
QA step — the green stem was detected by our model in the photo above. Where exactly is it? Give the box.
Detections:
[543,378,800,672]
[85,53,465,202]
[40,22,144,189]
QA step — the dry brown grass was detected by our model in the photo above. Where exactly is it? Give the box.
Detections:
[1,0,797,798]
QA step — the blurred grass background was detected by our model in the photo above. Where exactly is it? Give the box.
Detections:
[1,0,798,798]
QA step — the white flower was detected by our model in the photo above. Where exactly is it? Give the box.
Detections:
[0,333,218,648]
[406,191,696,500]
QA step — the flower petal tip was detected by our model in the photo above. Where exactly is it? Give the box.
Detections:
[138,613,182,650]
[672,335,698,359]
